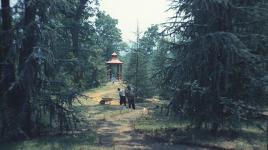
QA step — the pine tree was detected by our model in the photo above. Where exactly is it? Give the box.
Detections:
[125,24,151,99]
[165,0,267,131]
[0,0,111,141]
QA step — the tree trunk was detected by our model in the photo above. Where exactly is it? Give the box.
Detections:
[70,0,88,87]
[1,0,12,61]
[71,0,88,57]
[20,0,36,67]
[71,28,79,57]
[0,0,14,138]
[19,0,37,136]
[0,0,13,95]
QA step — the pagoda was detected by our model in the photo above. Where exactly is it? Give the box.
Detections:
[106,52,123,81]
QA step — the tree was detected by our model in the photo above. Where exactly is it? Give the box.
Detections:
[0,0,16,138]
[139,25,160,96]
[125,25,160,99]
[164,0,267,131]
[140,25,160,55]
[151,38,172,98]
[95,11,123,61]
[0,0,110,141]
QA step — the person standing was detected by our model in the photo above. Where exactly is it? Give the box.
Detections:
[112,76,116,84]
[125,85,135,110]
[118,88,126,107]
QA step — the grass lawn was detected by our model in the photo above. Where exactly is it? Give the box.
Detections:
[0,131,96,150]
[81,82,124,106]
[135,111,267,150]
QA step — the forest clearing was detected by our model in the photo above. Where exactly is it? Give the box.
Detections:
[1,82,266,149]
[0,82,202,150]
[1,0,267,149]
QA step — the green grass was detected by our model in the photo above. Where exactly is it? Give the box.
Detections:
[135,113,267,150]
[0,82,125,150]
[135,116,186,131]
[2,82,265,150]
[0,132,96,150]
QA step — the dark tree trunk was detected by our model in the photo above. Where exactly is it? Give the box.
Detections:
[20,0,36,67]
[71,0,88,57]
[70,0,88,87]
[0,0,14,138]
[19,0,37,136]
[0,0,13,93]
[1,0,12,61]
[71,28,79,57]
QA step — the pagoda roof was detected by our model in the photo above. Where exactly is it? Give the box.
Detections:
[106,59,123,64]
[106,52,123,64]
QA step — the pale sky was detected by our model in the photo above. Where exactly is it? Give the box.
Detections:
[7,0,173,42]
[99,0,173,42]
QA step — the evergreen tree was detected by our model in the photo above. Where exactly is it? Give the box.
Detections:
[164,0,267,131]
[0,0,117,141]
[125,49,150,99]
[125,25,160,99]
[95,11,123,61]
[125,25,149,99]
[151,38,172,98]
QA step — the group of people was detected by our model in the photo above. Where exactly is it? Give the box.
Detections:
[117,85,135,110]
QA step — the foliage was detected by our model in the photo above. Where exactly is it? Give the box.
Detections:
[95,11,123,61]
[125,50,150,99]
[151,38,173,98]
[140,25,160,55]
[163,0,268,131]
[125,25,160,99]
[0,0,122,141]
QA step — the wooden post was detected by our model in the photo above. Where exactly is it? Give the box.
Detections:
[119,64,122,80]
[108,64,111,81]
[117,64,119,80]
[266,119,268,150]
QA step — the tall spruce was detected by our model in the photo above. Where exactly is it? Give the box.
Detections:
[165,0,268,131]
[125,24,157,99]
[0,0,113,141]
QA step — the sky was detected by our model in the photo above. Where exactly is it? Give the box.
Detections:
[6,0,173,42]
[99,0,173,42]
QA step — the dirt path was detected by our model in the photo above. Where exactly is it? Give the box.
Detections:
[80,82,206,150]
[95,108,206,150]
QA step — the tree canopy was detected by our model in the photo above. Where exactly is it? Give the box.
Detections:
[95,11,123,61]
[0,0,123,141]
[161,0,268,131]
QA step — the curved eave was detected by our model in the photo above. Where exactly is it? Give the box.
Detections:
[106,59,123,64]
[111,52,117,56]
[106,62,123,64]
